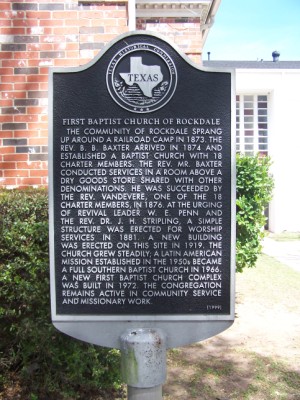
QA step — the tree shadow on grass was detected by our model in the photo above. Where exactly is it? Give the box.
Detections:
[163,337,300,400]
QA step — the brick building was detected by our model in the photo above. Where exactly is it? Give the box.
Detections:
[0,0,220,188]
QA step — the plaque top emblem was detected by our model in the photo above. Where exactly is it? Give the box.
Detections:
[106,43,177,113]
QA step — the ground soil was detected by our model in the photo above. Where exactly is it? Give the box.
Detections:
[208,264,300,369]
[163,253,300,399]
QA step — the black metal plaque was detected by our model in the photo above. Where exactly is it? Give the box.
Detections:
[49,32,235,322]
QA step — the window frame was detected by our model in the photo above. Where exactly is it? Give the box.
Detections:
[236,94,269,156]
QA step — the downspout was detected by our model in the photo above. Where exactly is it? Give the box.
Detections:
[201,0,221,41]
[128,0,136,31]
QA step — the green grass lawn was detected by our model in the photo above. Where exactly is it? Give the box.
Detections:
[267,231,300,241]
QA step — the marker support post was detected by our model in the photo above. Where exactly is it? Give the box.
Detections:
[120,328,167,400]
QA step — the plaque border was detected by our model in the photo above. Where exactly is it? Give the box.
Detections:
[48,30,236,348]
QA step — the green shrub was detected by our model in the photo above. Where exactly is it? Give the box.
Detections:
[0,189,121,399]
[236,154,274,272]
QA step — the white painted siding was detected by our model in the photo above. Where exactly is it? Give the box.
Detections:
[236,69,300,233]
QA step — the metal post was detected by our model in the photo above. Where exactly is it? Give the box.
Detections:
[120,328,167,400]
[127,385,162,400]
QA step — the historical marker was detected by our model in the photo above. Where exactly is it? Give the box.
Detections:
[49,31,235,348]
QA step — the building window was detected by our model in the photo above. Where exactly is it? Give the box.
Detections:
[236,94,268,156]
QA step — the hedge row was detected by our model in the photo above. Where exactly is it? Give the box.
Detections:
[0,189,121,400]
[236,154,274,272]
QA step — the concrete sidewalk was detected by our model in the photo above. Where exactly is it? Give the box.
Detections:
[262,236,300,272]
